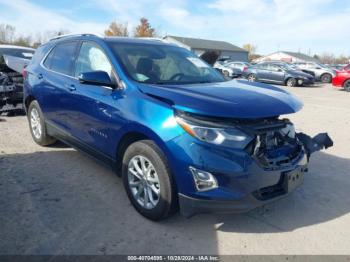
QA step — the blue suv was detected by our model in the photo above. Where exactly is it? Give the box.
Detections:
[23,34,332,220]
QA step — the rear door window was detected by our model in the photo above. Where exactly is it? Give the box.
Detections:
[43,41,78,76]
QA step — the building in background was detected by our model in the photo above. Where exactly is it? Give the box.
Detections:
[254,51,320,63]
[164,35,248,62]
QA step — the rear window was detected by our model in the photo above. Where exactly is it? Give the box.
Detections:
[0,48,34,59]
[43,41,78,76]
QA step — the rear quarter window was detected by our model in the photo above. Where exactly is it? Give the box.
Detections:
[43,41,78,76]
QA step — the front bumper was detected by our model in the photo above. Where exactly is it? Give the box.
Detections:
[298,78,314,86]
[179,160,307,217]
[166,116,332,217]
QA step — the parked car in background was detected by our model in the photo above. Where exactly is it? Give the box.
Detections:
[341,64,350,71]
[0,45,35,114]
[332,66,350,92]
[329,64,347,71]
[23,34,332,220]
[242,61,315,87]
[225,61,251,75]
[213,61,240,78]
[293,62,335,83]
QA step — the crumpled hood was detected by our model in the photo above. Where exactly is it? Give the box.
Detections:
[138,79,303,119]
[287,69,315,78]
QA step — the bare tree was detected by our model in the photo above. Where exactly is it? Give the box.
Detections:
[12,36,32,47]
[318,52,335,64]
[0,24,15,44]
[134,18,156,37]
[243,43,258,61]
[104,21,129,37]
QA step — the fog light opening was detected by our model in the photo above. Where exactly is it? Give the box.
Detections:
[189,167,218,192]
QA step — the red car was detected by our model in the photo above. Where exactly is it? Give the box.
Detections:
[332,64,350,92]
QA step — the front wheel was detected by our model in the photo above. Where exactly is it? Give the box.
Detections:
[27,100,56,146]
[122,140,177,220]
[247,74,257,82]
[222,70,230,77]
[344,80,350,92]
[320,73,332,83]
[286,77,297,87]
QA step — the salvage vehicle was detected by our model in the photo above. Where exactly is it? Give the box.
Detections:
[225,61,251,75]
[213,61,241,78]
[332,66,350,92]
[0,45,34,114]
[23,34,333,220]
[293,62,336,83]
[242,61,315,87]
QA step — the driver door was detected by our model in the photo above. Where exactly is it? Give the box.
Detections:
[66,41,126,157]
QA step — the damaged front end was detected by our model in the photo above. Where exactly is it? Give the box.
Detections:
[176,112,334,216]
[240,117,333,169]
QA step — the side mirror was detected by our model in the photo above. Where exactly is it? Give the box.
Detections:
[278,68,283,72]
[78,71,115,88]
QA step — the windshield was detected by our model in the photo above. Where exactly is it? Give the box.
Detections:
[279,64,296,70]
[108,42,225,85]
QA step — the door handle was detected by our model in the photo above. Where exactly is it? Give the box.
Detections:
[65,84,76,92]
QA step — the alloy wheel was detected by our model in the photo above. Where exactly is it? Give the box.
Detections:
[127,155,160,209]
[248,74,256,82]
[30,108,42,139]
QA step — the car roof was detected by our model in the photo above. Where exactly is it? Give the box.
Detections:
[0,44,35,51]
[49,34,174,47]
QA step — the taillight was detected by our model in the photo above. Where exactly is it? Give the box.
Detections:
[22,68,27,79]
[243,66,248,72]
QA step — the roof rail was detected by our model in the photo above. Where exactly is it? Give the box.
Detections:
[49,33,101,41]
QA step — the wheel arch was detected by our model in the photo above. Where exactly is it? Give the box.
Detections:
[24,95,36,112]
[342,78,350,87]
[114,124,176,181]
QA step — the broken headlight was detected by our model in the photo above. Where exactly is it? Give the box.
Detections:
[280,123,296,139]
[175,114,253,148]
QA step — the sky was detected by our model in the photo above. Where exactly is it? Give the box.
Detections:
[0,0,349,56]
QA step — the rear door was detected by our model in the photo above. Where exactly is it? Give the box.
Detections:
[38,41,79,131]
[256,63,271,81]
[268,64,285,83]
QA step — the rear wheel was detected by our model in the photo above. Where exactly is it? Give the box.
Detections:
[247,74,257,82]
[122,140,177,220]
[286,77,296,87]
[320,73,332,83]
[344,80,350,92]
[27,101,56,146]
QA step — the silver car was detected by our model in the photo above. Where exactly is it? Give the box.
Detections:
[225,61,251,74]
[293,62,335,83]
[213,61,241,78]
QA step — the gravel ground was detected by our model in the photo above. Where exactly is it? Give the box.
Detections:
[0,83,349,255]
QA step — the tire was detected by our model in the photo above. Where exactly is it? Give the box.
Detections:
[344,80,350,92]
[320,73,332,83]
[247,74,257,82]
[222,70,230,77]
[122,140,177,220]
[27,100,56,146]
[286,77,297,87]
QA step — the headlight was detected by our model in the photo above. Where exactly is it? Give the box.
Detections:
[175,115,253,148]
